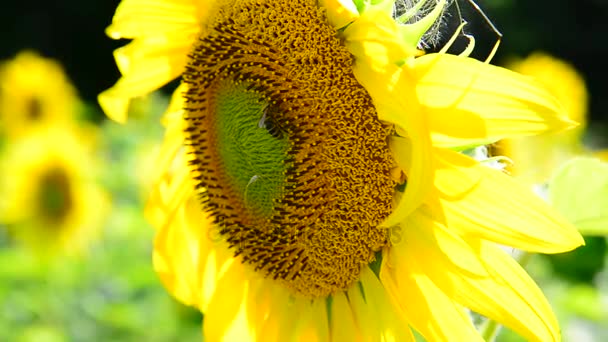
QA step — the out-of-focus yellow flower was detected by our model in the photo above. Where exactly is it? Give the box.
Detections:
[496,52,589,184]
[510,53,587,127]
[595,149,608,161]
[0,51,80,140]
[101,0,583,340]
[0,126,107,256]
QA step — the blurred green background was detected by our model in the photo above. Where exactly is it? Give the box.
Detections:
[0,0,606,341]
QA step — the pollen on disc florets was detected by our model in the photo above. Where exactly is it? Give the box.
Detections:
[182,0,397,298]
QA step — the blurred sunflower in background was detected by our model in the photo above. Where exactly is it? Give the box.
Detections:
[0,50,106,257]
[0,51,80,140]
[493,52,590,184]
[0,50,204,341]
[101,0,585,340]
[0,127,107,256]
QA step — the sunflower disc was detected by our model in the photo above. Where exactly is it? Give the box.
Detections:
[183,0,396,297]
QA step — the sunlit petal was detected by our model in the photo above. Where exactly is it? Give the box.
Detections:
[353,62,434,227]
[402,209,560,341]
[411,54,576,148]
[107,0,201,39]
[318,0,358,29]
[381,244,483,342]
[433,148,584,252]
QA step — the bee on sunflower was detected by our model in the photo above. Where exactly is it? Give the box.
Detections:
[100,0,584,340]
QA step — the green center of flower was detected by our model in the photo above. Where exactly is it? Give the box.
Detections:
[182,0,396,297]
[38,166,72,224]
[214,81,289,217]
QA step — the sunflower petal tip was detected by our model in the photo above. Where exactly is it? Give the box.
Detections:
[561,116,580,130]
[98,90,129,123]
[572,230,586,247]
[548,222,586,253]
[105,25,121,40]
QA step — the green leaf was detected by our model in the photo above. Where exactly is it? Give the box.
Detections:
[549,157,608,235]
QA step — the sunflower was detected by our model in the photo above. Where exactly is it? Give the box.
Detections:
[0,51,80,140]
[493,52,589,184]
[101,0,584,340]
[0,126,107,256]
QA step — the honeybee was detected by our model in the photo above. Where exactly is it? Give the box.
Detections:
[258,103,284,139]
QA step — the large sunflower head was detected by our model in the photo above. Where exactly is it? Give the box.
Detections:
[0,126,107,256]
[102,0,584,340]
[0,51,80,140]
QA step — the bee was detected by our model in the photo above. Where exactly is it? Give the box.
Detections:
[258,103,284,139]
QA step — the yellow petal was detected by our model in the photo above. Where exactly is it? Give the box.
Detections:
[244,277,269,332]
[147,100,185,194]
[113,32,193,75]
[385,133,433,228]
[401,209,560,342]
[274,297,311,341]
[250,279,291,341]
[222,289,256,342]
[144,121,185,229]
[310,299,331,342]
[99,32,192,122]
[354,267,414,342]
[318,0,358,29]
[98,91,131,124]
[106,0,200,39]
[347,276,381,341]
[410,53,576,148]
[433,148,584,253]
[149,158,232,312]
[152,196,206,308]
[508,52,588,126]
[203,261,248,341]
[381,248,483,342]
[352,62,433,227]
[161,80,188,125]
[330,292,359,342]
[292,298,330,342]
[344,9,417,70]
